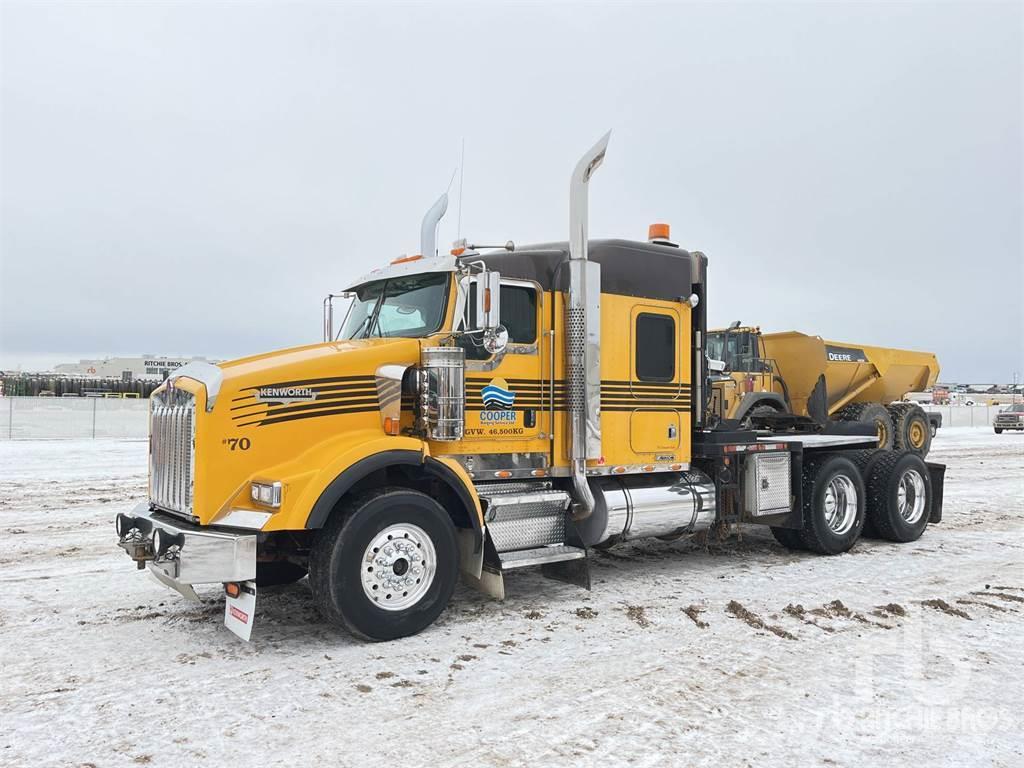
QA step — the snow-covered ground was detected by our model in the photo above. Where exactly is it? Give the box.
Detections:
[1,429,1021,767]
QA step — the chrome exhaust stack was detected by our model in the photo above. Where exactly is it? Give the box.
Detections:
[566,131,610,520]
[420,192,449,258]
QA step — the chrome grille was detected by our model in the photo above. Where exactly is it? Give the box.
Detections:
[149,390,195,517]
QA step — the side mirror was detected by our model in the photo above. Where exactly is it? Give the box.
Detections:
[472,269,507,355]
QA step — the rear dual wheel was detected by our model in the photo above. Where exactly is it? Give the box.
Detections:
[773,455,866,554]
[862,451,931,543]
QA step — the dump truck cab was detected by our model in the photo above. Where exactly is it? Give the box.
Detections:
[115,134,946,642]
[707,323,787,423]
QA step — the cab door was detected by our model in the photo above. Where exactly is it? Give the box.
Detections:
[435,279,552,471]
[628,306,684,456]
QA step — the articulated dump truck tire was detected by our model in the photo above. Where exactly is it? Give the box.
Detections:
[887,402,932,457]
[310,487,459,641]
[834,403,895,450]
[862,451,932,543]
[797,455,866,555]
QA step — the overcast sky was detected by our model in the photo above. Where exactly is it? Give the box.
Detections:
[1,1,1021,382]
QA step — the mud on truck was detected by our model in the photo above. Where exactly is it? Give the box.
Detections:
[116,134,946,641]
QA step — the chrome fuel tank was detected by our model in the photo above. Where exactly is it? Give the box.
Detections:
[576,472,718,548]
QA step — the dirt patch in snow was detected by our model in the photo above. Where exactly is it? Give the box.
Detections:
[682,605,708,629]
[921,598,972,619]
[726,600,796,640]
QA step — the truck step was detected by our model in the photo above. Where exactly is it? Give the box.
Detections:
[481,490,571,553]
[499,545,586,570]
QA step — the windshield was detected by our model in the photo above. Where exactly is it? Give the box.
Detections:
[706,330,762,372]
[1007,404,1024,413]
[339,272,449,340]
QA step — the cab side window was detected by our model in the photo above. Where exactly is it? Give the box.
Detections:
[466,284,538,345]
[635,313,675,382]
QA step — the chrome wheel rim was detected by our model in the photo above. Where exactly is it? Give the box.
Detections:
[823,475,858,535]
[897,469,927,524]
[360,523,437,611]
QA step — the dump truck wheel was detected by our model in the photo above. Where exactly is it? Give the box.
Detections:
[887,403,932,456]
[834,403,895,450]
[742,403,782,429]
[309,487,458,641]
[770,526,806,551]
[797,455,866,555]
[862,451,931,543]
[255,561,308,587]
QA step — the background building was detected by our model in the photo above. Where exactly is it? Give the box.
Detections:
[53,355,215,381]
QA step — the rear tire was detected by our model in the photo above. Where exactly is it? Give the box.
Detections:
[835,403,895,450]
[770,526,806,551]
[309,487,459,641]
[742,403,782,429]
[888,403,932,456]
[255,561,308,587]
[863,451,931,543]
[845,449,884,538]
[798,455,866,555]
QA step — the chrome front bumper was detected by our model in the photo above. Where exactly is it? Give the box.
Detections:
[116,502,257,592]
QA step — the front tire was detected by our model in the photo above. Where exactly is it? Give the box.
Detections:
[798,455,866,555]
[309,487,458,641]
[994,428,1003,434]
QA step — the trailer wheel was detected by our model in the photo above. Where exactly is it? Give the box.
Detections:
[309,487,458,641]
[863,451,931,543]
[798,455,866,555]
[887,403,932,456]
[834,403,895,450]
[255,561,308,587]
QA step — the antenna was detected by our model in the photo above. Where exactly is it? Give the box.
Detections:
[457,138,465,240]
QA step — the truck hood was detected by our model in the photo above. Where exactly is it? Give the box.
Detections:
[216,338,421,402]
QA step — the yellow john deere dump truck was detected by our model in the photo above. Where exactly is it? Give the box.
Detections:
[116,135,946,641]
[707,325,941,455]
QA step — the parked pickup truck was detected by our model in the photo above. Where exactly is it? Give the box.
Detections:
[994,404,1024,434]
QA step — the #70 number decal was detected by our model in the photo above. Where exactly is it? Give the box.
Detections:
[223,437,252,451]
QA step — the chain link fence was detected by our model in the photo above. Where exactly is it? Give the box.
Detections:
[1,397,149,439]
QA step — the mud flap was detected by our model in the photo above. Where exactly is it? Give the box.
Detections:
[225,581,257,641]
[926,462,946,524]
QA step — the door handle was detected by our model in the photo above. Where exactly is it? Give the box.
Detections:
[668,424,677,439]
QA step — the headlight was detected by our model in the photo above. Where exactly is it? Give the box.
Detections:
[251,481,282,508]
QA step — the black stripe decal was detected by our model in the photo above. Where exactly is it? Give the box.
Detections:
[239,404,380,428]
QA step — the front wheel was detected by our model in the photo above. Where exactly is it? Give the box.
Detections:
[994,428,1003,434]
[309,487,459,641]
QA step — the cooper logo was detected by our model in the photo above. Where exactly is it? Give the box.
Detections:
[255,386,317,404]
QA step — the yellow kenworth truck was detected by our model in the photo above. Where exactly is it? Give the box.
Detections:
[706,324,942,455]
[116,135,946,641]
